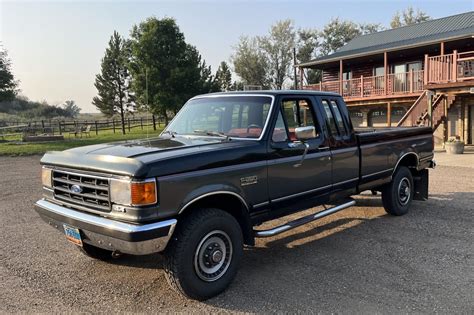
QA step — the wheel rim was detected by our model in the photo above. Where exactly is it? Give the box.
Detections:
[194,230,233,282]
[397,177,411,206]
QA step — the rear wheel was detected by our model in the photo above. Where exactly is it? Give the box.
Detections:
[382,166,414,216]
[79,242,114,261]
[164,208,243,300]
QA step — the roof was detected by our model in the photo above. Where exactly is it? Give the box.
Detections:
[197,90,341,97]
[299,11,474,67]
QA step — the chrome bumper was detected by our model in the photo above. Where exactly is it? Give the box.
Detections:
[35,199,177,255]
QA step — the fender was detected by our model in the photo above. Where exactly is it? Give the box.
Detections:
[392,151,420,177]
[178,184,249,214]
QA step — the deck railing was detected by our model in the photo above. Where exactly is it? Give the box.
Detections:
[426,50,474,84]
[303,50,474,99]
[304,70,424,100]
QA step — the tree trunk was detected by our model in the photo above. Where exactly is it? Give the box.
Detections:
[120,107,126,135]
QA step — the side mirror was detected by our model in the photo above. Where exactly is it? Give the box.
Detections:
[295,126,316,141]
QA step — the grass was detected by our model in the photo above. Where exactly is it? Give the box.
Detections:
[0,126,164,156]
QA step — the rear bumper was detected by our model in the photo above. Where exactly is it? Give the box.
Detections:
[34,199,177,255]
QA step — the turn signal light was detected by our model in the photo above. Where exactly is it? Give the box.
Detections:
[131,180,157,206]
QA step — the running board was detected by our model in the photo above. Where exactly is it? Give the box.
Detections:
[254,199,356,238]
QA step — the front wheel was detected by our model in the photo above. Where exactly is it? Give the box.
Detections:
[382,166,414,216]
[164,208,243,300]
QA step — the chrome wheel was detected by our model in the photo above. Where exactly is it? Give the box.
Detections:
[194,230,233,282]
[398,177,411,205]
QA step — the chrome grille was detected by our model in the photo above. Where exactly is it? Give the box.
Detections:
[52,170,111,212]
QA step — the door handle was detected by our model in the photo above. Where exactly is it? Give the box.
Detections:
[318,146,330,151]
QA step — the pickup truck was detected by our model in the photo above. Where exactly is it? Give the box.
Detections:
[36,91,435,300]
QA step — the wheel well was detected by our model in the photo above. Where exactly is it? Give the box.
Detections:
[395,153,419,173]
[179,193,255,246]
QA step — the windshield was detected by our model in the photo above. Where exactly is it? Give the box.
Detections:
[164,95,273,139]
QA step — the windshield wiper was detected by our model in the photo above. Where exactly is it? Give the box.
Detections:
[193,130,230,140]
[162,130,178,138]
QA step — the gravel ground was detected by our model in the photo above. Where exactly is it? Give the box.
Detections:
[0,155,473,313]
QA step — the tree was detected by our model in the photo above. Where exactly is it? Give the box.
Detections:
[0,46,19,102]
[296,29,320,84]
[62,100,81,118]
[359,23,384,35]
[391,7,431,28]
[259,19,296,89]
[215,61,232,91]
[231,36,270,89]
[319,18,384,56]
[319,18,362,55]
[129,17,213,122]
[92,31,133,134]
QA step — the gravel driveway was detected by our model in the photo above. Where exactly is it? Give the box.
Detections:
[0,155,473,313]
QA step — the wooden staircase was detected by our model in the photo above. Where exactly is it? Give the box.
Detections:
[397,91,457,132]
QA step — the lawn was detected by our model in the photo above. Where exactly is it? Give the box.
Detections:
[0,127,164,156]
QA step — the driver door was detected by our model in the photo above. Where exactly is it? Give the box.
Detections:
[267,97,332,207]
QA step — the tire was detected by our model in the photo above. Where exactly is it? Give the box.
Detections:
[164,208,243,300]
[79,242,114,261]
[382,166,414,216]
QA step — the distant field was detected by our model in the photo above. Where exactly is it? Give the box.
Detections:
[0,127,164,156]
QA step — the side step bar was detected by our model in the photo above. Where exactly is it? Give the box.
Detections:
[254,199,356,238]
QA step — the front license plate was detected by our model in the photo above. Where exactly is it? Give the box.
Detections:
[63,224,83,247]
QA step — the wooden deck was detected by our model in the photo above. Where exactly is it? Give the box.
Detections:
[302,50,474,102]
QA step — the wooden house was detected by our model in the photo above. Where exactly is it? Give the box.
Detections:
[297,11,474,146]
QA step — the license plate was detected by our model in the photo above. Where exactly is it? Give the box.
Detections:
[63,224,83,247]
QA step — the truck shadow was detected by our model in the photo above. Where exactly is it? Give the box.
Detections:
[107,191,473,312]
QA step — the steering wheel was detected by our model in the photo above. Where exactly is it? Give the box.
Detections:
[246,124,262,133]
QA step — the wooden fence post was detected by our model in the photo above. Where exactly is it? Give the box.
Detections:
[452,50,458,82]
[152,115,156,130]
[128,118,131,132]
[58,121,62,135]
[140,117,143,130]
[112,120,115,133]
[424,54,429,85]
[95,121,98,135]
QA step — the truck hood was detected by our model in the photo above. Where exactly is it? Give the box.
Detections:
[63,136,224,158]
[41,136,250,177]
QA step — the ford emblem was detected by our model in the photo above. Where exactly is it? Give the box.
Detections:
[70,184,83,194]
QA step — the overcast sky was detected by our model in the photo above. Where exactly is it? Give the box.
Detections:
[1,0,472,113]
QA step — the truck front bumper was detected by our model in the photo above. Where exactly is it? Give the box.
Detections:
[35,199,177,255]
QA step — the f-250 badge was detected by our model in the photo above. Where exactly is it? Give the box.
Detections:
[240,175,258,186]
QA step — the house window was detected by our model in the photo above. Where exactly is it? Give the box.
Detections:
[373,66,384,77]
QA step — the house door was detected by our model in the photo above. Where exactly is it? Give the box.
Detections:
[393,64,407,93]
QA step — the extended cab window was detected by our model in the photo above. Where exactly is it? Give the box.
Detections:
[272,99,319,142]
[330,100,348,136]
[321,100,338,136]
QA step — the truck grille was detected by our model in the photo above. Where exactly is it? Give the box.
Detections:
[52,170,111,212]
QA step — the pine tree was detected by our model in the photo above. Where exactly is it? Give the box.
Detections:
[92,31,133,134]
[215,61,232,91]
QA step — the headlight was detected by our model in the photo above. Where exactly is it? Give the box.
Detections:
[41,167,52,188]
[110,178,157,206]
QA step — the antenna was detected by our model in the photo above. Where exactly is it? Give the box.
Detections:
[145,67,149,141]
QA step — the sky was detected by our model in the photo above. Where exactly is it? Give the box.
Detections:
[1,0,473,113]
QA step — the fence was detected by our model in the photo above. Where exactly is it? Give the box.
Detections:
[0,115,166,140]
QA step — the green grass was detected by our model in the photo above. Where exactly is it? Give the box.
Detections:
[0,127,164,156]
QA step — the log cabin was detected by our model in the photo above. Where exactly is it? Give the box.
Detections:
[297,11,474,147]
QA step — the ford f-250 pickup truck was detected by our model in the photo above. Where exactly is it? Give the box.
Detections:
[36,91,435,300]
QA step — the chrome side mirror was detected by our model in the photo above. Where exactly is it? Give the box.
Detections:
[295,126,316,141]
[288,126,315,168]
